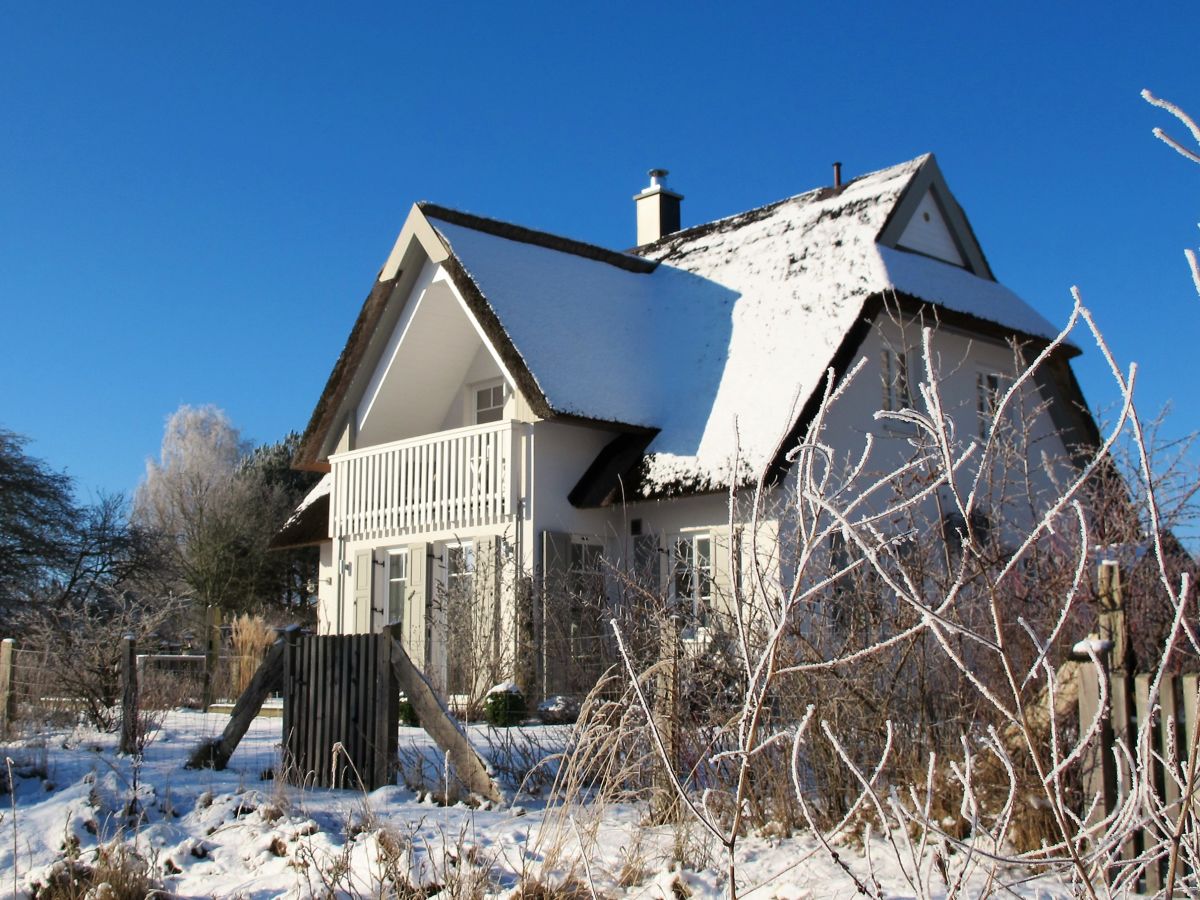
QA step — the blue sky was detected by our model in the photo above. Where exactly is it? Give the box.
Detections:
[1,2,1198,501]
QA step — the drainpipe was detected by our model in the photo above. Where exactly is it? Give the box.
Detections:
[335,537,346,635]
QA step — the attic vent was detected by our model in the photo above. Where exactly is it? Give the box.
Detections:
[633,169,683,245]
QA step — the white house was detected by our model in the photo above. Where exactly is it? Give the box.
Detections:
[277,154,1096,702]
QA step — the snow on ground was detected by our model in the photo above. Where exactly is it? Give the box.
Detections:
[0,711,1075,899]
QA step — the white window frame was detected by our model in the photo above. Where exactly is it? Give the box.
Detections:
[670,531,713,626]
[446,539,476,596]
[471,379,506,425]
[385,549,408,626]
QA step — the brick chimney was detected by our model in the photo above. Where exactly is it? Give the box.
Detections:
[633,169,683,245]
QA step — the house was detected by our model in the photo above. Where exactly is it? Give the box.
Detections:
[276,154,1097,703]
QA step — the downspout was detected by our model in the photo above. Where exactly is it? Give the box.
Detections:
[336,538,346,635]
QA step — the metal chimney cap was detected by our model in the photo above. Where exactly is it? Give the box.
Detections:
[648,168,669,187]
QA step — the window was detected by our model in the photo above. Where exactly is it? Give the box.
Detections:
[881,348,912,412]
[474,383,505,424]
[672,534,713,624]
[386,551,408,625]
[446,541,475,597]
[568,538,604,599]
[977,372,1004,438]
[444,541,475,696]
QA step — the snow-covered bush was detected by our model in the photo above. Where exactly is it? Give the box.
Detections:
[484,681,526,727]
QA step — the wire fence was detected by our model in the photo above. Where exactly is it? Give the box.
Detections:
[1,638,284,779]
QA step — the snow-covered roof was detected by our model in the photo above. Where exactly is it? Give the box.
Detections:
[269,473,331,548]
[422,154,1069,494]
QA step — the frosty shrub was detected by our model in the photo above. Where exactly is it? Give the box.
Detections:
[603,289,1200,898]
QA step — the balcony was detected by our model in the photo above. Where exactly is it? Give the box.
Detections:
[329,421,529,540]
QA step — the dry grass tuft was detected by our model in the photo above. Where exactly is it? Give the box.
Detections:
[30,838,159,899]
[229,613,276,697]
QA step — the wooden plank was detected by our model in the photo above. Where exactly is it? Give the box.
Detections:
[368,634,382,788]
[282,630,294,771]
[0,639,14,734]
[188,636,286,770]
[1078,663,1113,836]
[1135,673,1162,894]
[351,635,364,787]
[338,634,352,786]
[1184,675,1198,770]
[1162,674,1182,808]
[375,634,393,789]
[388,632,501,803]
[119,636,139,755]
[303,635,316,784]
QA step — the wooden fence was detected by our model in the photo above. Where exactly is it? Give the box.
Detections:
[1077,561,1199,893]
[189,628,500,800]
[282,633,398,790]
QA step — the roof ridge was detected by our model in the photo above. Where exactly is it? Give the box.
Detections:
[631,153,931,255]
[419,202,657,274]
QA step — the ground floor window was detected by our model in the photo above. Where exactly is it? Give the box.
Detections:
[386,550,408,626]
[568,537,604,600]
[445,540,475,695]
[672,533,712,625]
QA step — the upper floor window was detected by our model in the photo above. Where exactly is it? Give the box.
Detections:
[386,550,408,626]
[474,382,505,424]
[977,372,1005,438]
[881,348,912,412]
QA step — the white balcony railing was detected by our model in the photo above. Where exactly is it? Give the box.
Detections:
[329,421,527,539]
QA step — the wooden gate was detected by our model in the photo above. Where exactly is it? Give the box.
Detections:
[282,633,398,790]
[1076,561,1200,893]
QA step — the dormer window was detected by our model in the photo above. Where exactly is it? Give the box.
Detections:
[474,381,505,424]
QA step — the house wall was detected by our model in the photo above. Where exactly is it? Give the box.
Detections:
[815,315,1073,498]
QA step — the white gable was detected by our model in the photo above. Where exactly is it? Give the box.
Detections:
[895,188,965,266]
[356,262,513,447]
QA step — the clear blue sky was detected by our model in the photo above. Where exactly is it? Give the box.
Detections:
[2,2,1198,501]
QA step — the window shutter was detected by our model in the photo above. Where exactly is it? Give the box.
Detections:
[353,550,374,634]
[405,543,430,669]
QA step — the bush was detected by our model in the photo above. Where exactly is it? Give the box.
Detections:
[537,694,580,725]
[484,683,526,727]
[398,694,419,727]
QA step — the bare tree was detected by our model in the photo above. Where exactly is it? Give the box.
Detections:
[134,405,317,614]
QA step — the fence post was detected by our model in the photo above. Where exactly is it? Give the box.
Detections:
[119,634,139,755]
[0,639,14,734]
[652,611,682,823]
[1097,561,1137,869]
[202,605,222,711]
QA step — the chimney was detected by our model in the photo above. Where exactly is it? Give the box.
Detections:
[633,168,683,245]
[833,161,843,188]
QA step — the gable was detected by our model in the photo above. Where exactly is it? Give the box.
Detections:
[355,261,522,446]
[895,187,965,266]
[875,155,994,280]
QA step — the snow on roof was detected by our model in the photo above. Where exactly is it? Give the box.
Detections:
[878,246,1063,341]
[425,155,1068,494]
[427,217,737,444]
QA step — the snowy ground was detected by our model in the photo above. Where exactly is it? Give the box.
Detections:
[0,710,1077,899]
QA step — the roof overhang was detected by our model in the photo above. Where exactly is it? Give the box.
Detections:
[295,205,451,470]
